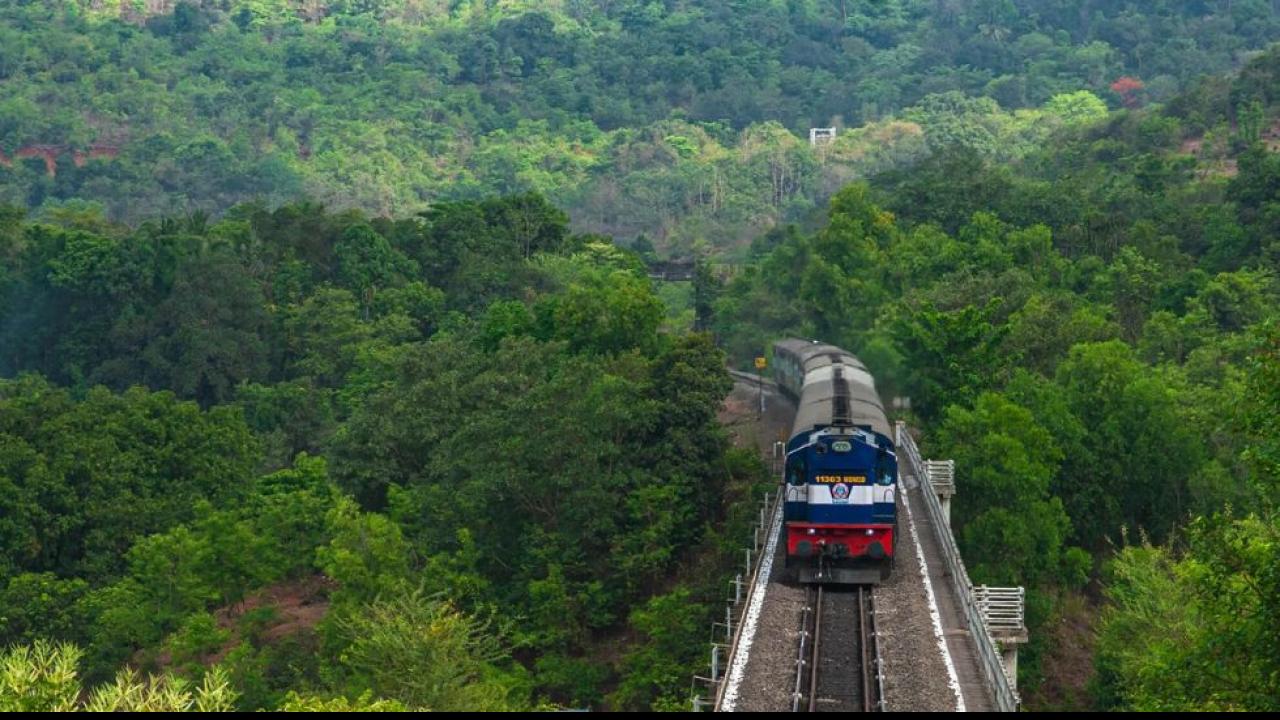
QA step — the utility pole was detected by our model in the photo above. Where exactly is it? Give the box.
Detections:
[754,355,767,415]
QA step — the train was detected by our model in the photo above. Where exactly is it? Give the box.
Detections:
[773,338,897,585]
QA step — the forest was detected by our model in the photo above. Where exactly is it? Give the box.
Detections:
[0,192,769,710]
[2,0,1279,712]
[3,1,1279,251]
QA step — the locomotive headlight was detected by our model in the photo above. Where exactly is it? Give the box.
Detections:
[808,528,816,535]
[865,529,874,536]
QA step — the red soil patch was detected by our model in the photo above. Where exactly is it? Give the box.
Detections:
[207,575,335,663]
[1181,135,1240,178]
[145,575,334,672]
[1024,591,1098,711]
[15,146,59,176]
[1,143,121,176]
[73,145,121,168]
[1262,118,1280,151]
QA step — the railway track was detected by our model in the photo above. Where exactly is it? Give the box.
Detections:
[791,585,884,712]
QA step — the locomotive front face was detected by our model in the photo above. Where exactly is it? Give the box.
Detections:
[784,429,897,584]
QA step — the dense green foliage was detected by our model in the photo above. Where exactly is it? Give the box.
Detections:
[1094,512,1280,711]
[1089,324,1279,710]
[714,46,1280,708]
[0,191,759,709]
[2,2,1277,249]
[0,380,258,582]
[4,1,1280,712]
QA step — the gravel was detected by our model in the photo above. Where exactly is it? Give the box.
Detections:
[872,480,965,712]
[727,533,810,712]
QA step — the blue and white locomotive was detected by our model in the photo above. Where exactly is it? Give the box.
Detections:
[773,339,897,584]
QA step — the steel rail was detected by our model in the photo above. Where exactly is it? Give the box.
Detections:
[790,586,817,712]
[868,590,888,712]
[807,586,824,712]
[858,587,872,712]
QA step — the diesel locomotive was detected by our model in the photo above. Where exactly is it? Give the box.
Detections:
[773,338,897,584]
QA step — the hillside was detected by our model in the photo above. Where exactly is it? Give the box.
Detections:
[3,1,1279,251]
[2,2,1279,713]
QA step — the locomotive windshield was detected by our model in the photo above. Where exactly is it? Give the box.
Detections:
[785,456,807,485]
[876,450,896,485]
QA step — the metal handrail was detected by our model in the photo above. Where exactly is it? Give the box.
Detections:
[703,487,784,711]
[895,422,1021,712]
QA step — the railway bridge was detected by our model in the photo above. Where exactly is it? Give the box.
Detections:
[697,373,1026,712]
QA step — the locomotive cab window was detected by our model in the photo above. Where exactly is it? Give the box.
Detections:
[786,456,807,485]
[876,450,895,485]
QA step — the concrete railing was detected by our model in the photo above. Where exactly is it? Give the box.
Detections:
[925,458,956,496]
[975,586,1026,635]
[895,422,1022,712]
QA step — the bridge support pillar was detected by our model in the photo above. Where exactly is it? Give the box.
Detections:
[1000,644,1020,690]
